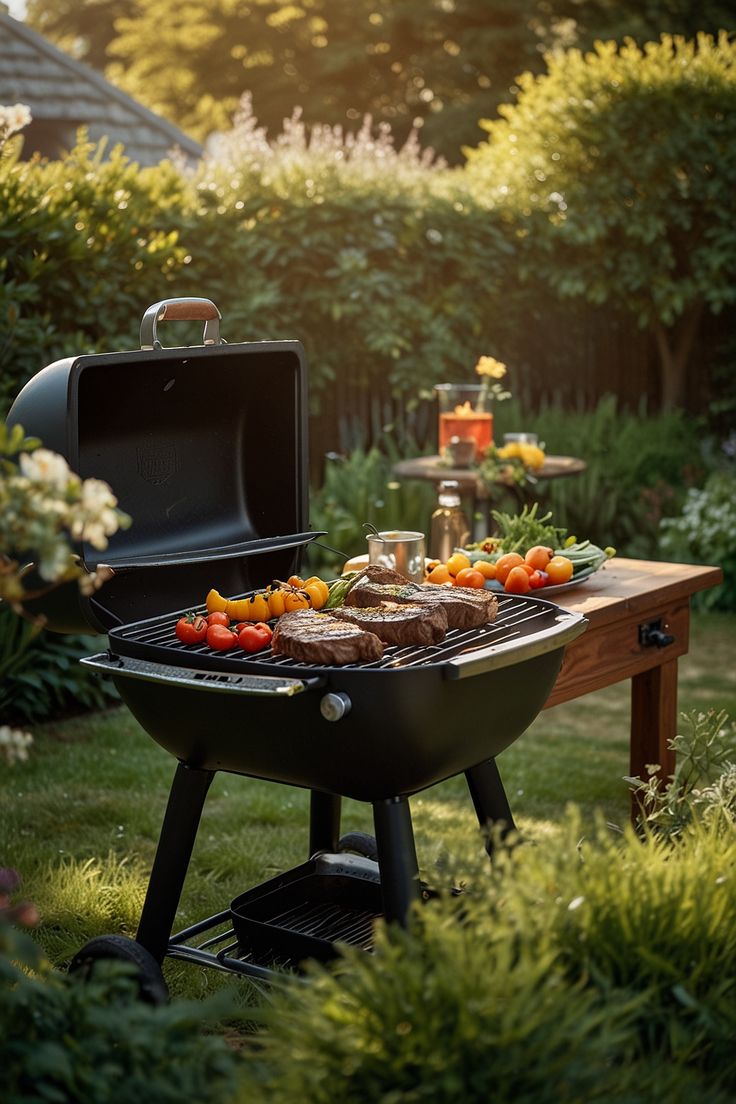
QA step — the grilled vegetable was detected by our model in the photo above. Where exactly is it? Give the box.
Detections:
[325,572,360,609]
[175,612,207,644]
[303,577,330,610]
[238,622,273,653]
[206,624,239,650]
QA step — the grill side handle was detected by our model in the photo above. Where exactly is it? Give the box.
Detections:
[444,612,588,679]
[80,653,325,698]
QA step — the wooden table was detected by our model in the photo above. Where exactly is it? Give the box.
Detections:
[393,454,586,538]
[547,558,723,786]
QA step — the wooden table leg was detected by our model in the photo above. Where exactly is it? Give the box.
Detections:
[630,658,679,785]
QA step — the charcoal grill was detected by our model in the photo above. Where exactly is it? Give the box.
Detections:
[8,297,587,995]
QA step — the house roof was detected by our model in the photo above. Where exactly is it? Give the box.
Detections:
[0,11,202,165]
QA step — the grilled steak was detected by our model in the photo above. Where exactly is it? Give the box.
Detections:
[346,576,498,630]
[330,601,448,646]
[271,608,384,666]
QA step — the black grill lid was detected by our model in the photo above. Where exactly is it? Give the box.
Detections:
[7,298,313,631]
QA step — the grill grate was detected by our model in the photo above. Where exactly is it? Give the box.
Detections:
[109,593,567,674]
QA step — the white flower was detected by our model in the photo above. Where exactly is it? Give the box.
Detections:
[37,540,74,582]
[0,725,33,765]
[80,477,118,513]
[3,103,32,134]
[19,449,71,491]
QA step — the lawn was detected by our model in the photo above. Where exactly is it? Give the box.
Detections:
[2,610,734,1001]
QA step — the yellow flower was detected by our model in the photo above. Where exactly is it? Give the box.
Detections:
[475,356,507,380]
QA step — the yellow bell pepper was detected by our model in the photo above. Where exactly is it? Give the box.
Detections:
[206,588,229,614]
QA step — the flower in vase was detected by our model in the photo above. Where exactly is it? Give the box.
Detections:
[474,356,511,405]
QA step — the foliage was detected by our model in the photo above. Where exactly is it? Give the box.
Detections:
[659,465,736,610]
[0,117,515,420]
[27,0,569,163]
[464,32,736,410]
[553,0,736,47]
[0,898,239,1104]
[629,708,736,837]
[238,805,736,1102]
[305,440,437,577]
[26,0,736,164]
[0,139,189,414]
[0,421,130,608]
[495,394,704,555]
[0,605,118,726]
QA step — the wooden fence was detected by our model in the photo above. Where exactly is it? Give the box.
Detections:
[308,302,733,475]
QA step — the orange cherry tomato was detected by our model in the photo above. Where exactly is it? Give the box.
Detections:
[427,564,452,584]
[524,545,554,571]
[454,567,486,589]
[504,565,532,594]
[472,560,497,580]
[445,552,472,577]
[283,590,310,612]
[494,552,525,585]
[546,555,574,585]
[304,578,330,610]
[206,611,230,627]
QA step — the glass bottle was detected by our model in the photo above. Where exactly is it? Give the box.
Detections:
[430,481,470,562]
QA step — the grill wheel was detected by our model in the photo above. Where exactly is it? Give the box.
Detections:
[68,934,169,1005]
[337,831,379,862]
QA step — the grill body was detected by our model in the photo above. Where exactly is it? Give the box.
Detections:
[85,593,586,801]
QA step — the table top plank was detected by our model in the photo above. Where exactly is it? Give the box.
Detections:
[551,558,723,628]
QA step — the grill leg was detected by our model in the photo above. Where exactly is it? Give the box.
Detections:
[136,762,214,964]
[372,797,421,927]
[308,790,341,856]
[465,758,516,856]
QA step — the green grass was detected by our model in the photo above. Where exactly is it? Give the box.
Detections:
[2,612,734,1000]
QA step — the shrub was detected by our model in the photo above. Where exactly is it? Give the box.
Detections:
[0,605,117,725]
[238,808,736,1102]
[305,437,437,577]
[493,394,703,555]
[659,467,736,610]
[1,940,239,1104]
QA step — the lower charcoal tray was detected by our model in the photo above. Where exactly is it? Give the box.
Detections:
[230,852,383,964]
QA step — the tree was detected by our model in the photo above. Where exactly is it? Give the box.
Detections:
[552,0,736,47]
[464,32,736,411]
[25,0,563,161]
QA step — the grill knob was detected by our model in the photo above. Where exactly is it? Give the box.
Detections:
[320,692,352,722]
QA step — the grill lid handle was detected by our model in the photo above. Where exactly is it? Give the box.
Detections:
[140,298,222,350]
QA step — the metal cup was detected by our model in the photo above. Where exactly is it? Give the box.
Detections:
[366,530,426,583]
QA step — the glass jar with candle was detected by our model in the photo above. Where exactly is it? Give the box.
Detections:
[435,384,493,460]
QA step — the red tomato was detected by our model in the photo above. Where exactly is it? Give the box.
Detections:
[454,567,487,589]
[528,570,549,590]
[207,611,230,627]
[238,622,274,653]
[206,624,238,650]
[175,613,208,644]
[504,565,532,594]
